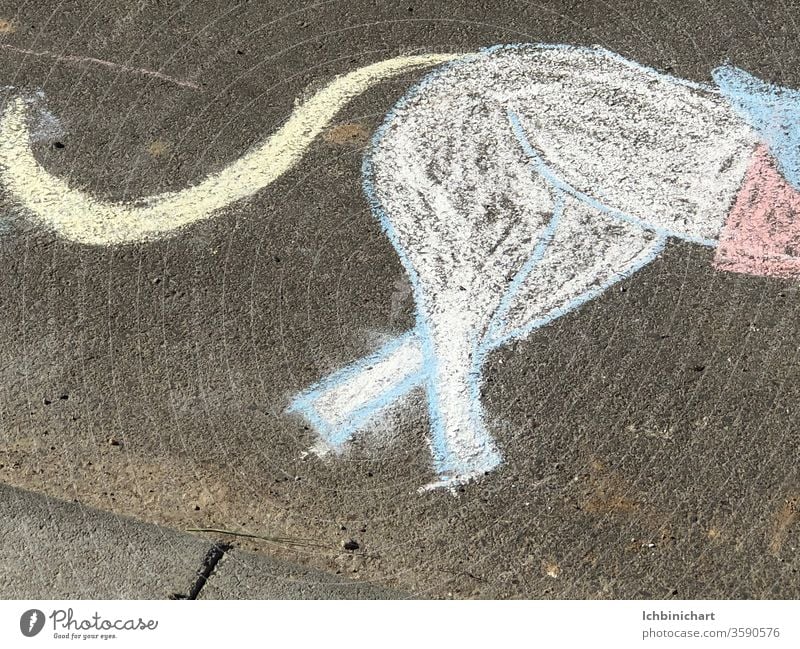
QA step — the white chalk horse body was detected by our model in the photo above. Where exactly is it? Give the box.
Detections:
[0,45,775,489]
[292,45,761,489]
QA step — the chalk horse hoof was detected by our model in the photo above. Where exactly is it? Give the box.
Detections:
[418,453,502,494]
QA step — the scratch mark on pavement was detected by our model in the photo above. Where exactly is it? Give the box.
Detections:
[0,43,200,89]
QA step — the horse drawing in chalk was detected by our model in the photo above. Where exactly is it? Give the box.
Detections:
[1,44,798,490]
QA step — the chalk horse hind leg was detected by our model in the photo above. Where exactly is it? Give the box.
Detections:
[289,182,666,489]
[417,193,667,489]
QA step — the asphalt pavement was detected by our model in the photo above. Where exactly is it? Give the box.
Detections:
[0,0,797,598]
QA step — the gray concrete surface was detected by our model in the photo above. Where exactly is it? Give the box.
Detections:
[0,0,797,599]
[0,484,402,599]
[0,483,210,599]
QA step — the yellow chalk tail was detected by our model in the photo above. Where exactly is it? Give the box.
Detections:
[0,53,463,245]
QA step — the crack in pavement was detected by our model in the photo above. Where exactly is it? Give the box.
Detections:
[171,542,232,600]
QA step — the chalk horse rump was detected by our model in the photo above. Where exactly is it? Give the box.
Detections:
[1,45,797,490]
[289,45,800,490]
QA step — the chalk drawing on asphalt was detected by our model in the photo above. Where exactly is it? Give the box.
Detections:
[0,53,457,245]
[2,44,798,489]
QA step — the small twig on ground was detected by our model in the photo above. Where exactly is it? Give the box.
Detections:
[186,527,328,549]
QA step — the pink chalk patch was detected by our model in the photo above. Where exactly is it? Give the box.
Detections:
[714,145,800,279]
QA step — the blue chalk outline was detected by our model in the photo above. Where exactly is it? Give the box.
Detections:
[360,47,501,476]
[504,109,717,248]
[482,193,565,351]
[287,330,423,448]
[713,65,800,192]
[286,43,744,480]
